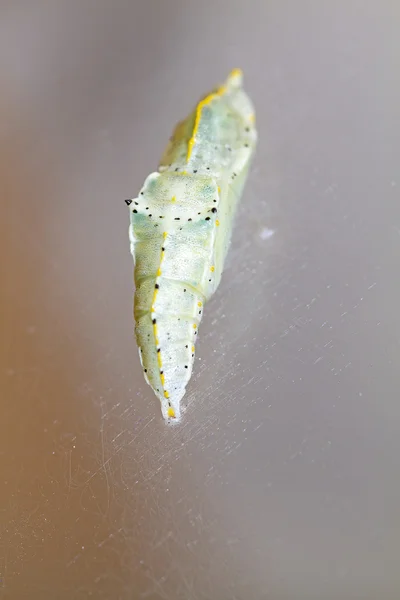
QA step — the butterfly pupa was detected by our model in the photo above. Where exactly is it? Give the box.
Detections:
[126,68,257,421]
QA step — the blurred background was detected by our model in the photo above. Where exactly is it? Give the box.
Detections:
[0,1,399,598]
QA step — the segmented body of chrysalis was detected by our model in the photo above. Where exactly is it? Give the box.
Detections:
[126,69,257,421]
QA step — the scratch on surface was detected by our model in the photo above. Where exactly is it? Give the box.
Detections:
[152,530,173,550]
[99,402,111,512]
[127,415,155,447]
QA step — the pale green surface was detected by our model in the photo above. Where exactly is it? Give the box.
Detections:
[129,71,256,420]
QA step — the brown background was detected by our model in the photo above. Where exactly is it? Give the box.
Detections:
[1,1,399,599]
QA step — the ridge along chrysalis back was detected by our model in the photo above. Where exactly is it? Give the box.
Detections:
[126,68,257,422]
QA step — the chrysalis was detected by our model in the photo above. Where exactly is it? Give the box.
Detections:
[126,68,257,421]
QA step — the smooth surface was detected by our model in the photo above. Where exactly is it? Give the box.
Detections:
[1,2,399,599]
